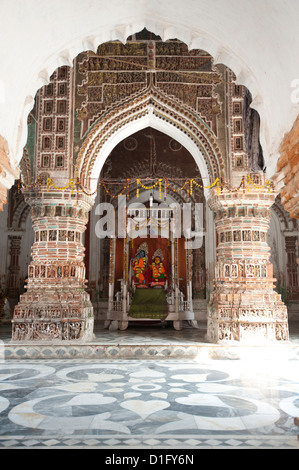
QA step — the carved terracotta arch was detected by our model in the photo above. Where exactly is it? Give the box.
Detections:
[11,200,30,230]
[76,85,225,193]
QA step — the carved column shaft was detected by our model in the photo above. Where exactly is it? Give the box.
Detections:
[7,235,22,297]
[12,189,94,341]
[285,236,299,300]
[207,174,289,343]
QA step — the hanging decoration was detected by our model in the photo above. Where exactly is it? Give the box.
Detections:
[46,178,75,194]
[18,174,275,200]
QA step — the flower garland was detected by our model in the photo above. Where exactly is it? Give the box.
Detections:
[136,178,162,198]
[190,177,220,195]
[18,174,274,199]
[46,178,75,194]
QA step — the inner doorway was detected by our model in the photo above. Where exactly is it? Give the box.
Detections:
[87,127,211,330]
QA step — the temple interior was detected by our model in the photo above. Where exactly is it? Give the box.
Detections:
[0,29,296,342]
[0,3,299,450]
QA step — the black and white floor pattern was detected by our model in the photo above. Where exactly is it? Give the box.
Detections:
[0,357,298,449]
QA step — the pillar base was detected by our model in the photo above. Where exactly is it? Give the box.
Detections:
[12,288,94,342]
[207,291,289,344]
[10,188,95,342]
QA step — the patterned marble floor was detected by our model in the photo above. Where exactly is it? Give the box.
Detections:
[0,356,299,450]
[0,321,299,451]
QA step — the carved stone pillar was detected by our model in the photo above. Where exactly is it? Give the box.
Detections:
[12,189,94,341]
[207,173,289,343]
[7,235,22,298]
[285,236,299,300]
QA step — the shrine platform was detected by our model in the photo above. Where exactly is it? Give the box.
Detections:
[1,321,299,361]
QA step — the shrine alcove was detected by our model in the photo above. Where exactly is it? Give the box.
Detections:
[87,127,209,331]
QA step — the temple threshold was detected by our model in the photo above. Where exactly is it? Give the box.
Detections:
[2,322,299,361]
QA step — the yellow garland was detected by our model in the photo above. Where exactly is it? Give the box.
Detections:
[191,177,220,195]
[46,178,75,194]
[19,174,275,200]
[247,175,273,193]
[137,179,161,190]
[158,178,162,199]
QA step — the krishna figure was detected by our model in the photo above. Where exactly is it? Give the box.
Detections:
[131,242,148,287]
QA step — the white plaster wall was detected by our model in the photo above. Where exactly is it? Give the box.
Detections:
[0,0,299,182]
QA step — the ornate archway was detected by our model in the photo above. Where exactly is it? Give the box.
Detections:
[76,84,224,198]
[9,30,290,343]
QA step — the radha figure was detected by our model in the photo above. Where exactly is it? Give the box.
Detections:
[150,248,167,285]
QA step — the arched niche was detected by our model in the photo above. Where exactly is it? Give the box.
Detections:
[78,106,219,203]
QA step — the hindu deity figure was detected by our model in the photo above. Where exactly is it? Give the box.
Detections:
[150,248,166,285]
[131,242,148,286]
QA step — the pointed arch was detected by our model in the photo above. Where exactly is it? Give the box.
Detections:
[76,86,224,199]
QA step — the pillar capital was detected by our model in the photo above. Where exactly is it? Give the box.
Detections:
[208,172,277,213]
